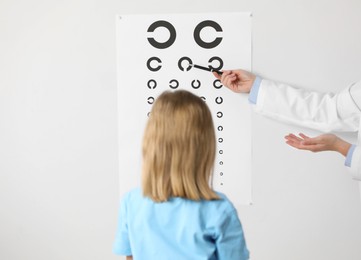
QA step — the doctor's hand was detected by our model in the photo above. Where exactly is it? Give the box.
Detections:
[284,133,351,157]
[213,69,256,93]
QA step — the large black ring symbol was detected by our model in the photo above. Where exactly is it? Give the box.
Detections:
[147,79,157,89]
[208,56,223,71]
[213,80,223,89]
[178,57,193,71]
[147,57,162,72]
[147,20,176,49]
[191,80,201,89]
[169,79,179,89]
[194,20,223,49]
[147,97,155,104]
[215,96,223,104]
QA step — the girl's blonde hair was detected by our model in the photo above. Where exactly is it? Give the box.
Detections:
[142,90,219,202]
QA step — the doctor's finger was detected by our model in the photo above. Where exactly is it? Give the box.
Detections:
[222,73,237,84]
[301,137,324,146]
[285,137,305,147]
[286,140,308,150]
[299,133,310,140]
[220,70,232,80]
[285,133,303,141]
[224,76,237,87]
[212,71,221,80]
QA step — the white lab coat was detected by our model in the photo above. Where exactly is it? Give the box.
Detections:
[253,79,361,181]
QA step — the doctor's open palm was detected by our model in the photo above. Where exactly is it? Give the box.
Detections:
[285,133,351,156]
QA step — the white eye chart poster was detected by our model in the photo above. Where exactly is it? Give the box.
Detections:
[116,12,252,205]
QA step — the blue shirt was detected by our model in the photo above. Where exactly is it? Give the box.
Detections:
[113,188,249,260]
[249,76,356,167]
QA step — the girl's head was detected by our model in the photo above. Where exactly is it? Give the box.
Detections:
[142,90,219,202]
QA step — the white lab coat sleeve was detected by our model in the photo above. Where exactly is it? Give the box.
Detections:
[253,79,361,132]
[253,79,361,181]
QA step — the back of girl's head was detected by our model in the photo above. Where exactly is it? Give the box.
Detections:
[142,90,219,202]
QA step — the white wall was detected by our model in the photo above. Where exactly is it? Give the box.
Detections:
[1,0,361,259]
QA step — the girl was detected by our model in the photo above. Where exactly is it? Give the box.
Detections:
[113,90,249,259]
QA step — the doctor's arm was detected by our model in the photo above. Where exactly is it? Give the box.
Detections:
[214,69,361,179]
[215,69,360,132]
[285,133,351,156]
[285,133,361,180]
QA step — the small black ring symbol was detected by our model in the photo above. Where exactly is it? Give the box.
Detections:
[217,111,223,118]
[178,57,193,71]
[147,79,157,89]
[169,79,179,89]
[191,80,201,89]
[217,126,223,131]
[218,138,223,143]
[213,80,223,89]
[208,56,223,71]
[200,96,206,101]
[219,150,223,154]
[146,57,162,72]
[147,97,155,104]
[215,97,223,104]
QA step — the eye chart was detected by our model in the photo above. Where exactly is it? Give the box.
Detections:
[116,12,252,205]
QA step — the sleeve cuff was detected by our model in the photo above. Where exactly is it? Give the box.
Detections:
[248,76,262,104]
[345,144,356,167]
[113,235,132,255]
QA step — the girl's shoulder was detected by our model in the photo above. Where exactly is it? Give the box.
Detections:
[214,191,228,200]
[121,187,143,203]
[213,191,233,206]
[201,191,236,213]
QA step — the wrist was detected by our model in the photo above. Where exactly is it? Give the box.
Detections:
[334,138,351,157]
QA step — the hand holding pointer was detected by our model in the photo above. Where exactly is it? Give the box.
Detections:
[213,69,256,93]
